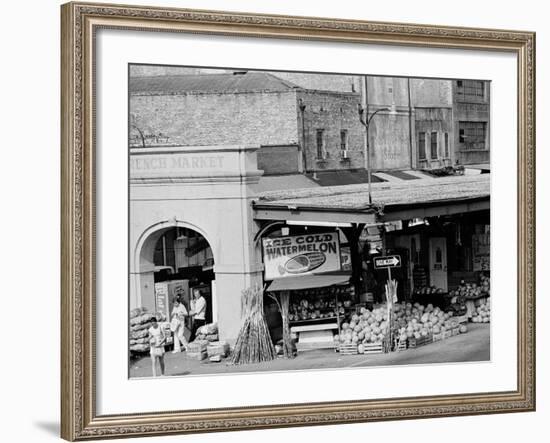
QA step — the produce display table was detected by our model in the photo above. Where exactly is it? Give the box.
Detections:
[464,293,489,318]
[291,322,338,351]
[411,293,452,310]
[412,292,474,316]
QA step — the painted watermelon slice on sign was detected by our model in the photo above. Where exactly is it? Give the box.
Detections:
[278,252,327,275]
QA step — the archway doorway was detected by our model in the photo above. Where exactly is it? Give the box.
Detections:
[134,224,216,326]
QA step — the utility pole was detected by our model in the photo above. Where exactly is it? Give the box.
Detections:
[359,76,389,205]
[298,99,307,173]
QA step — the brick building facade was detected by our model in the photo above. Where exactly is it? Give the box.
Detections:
[129,67,490,175]
[452,79,491,166]
[295,89,364,172]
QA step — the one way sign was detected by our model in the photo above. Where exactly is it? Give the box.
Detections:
[373,255,401,269]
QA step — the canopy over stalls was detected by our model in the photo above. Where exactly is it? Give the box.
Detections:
[253,174,490,223]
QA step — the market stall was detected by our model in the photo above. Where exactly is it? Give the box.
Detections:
[449,272,491,320]
[266,274,353,352]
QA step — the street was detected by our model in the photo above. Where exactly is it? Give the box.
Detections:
[129,323,490,378]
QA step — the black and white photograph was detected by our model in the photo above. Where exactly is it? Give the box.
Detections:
[128,65,491,378]
[1,0,544,440]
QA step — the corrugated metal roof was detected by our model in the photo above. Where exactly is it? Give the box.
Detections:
[130,72,300,95]
[255,174,490,210]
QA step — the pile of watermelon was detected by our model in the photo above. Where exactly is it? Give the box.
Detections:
[334,306,389,347]
[393,302,457,341]
[471,299,491,323]
[334,301,469,353]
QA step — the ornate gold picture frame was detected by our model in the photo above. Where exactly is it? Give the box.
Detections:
[61,1,535,440]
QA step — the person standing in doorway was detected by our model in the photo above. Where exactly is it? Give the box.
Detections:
[148,317,166,377]
[189,288,207,342]
[170,297,189,353]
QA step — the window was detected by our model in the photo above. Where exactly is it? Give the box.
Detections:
[444,133,450,158]
[316,129,325,159]
[435,247,442,264]
[340,130,348,151]
[430,132,438,159]
[456,80,485,100]
[458,122,487,150]
[418,132,426,160]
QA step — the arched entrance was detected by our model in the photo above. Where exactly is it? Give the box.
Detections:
[129,145,265,342]
[132,221,217,325]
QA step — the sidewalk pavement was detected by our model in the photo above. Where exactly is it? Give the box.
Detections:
[129,323,489,378]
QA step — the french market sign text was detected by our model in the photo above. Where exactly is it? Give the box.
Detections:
[262,232,341,280]
[130,155,225,171]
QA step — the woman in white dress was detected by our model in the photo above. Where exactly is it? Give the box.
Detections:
[148,317,166,377]
[170,298,189,353]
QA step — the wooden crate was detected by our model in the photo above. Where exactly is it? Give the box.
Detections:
[338,343,358,355]
[393,337,407,352]
[408,333,433,348]
[395,340,407,352]
[432,332,443,342]
[362,342,384,355]
[206,341,230,357]
[451,314,468,324]
[186,350,207,361]
[187,340,208,353]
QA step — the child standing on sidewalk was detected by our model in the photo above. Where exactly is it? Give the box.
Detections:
[148,317,166,377]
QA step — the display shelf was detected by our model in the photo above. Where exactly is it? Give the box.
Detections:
[289,315,339,324]
[290,323,338,332]
[463,291,489,300]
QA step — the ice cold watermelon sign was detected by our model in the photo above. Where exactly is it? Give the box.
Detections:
[262,232,341,280]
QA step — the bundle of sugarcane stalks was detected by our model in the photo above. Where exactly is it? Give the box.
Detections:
[277,291,294,358]
[384,279,398,353]
[230,285,277,365]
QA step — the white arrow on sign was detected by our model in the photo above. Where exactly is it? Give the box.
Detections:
[375,256,401,267]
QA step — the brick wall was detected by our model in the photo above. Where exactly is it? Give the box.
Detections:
[129,77,465,174]
[257,145,300,175]
[130,65,203,77]
[273,72,360,93]
[297,89,364,171]
[130,90,300,147]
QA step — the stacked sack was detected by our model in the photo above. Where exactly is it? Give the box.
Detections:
[129,308,167,354]
[194,322,219,342]
[185,322,220,361]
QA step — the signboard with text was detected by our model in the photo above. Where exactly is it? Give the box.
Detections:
[472,232,490,271]
[262,232,341,280]
[374,255,402,269]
